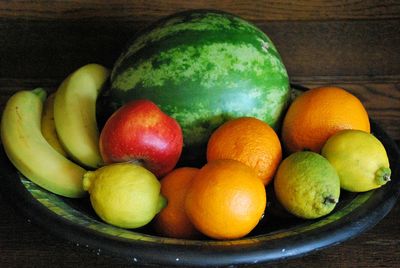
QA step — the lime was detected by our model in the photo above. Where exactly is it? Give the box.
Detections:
[83,162,166,229]
[274,151,340,219]
[321,129,391,192]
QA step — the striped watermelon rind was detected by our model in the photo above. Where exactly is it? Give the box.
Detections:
[100,10,291,163]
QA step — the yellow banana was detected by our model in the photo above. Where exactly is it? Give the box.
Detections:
[54,64,110,168]
[41,92,68,157]
[0,88,86,198]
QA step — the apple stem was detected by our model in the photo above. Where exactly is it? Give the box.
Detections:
[127,159,145,167]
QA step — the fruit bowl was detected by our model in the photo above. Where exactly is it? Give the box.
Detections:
[0,120,399,267]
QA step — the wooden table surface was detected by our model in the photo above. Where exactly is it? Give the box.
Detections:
[0,1,399,267]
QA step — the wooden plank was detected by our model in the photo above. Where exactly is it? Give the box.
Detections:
[262,19,400,79]
[0,19,399,80]
[0,0,399,21]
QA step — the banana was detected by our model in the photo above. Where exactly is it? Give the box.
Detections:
[0,88,86,198]
[41,92,68,157]
[54,64,110,168]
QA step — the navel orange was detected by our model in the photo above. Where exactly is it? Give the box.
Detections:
[282,86,370,153]
[185,159,267,240]
[207,117,282,185]
[153,167,200,239]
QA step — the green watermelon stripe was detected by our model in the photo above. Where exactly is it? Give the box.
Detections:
[113,41,287,91]
[112,28,284,86]
[112,11,276,77]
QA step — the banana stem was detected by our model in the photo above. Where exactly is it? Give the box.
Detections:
[32,88,47,102]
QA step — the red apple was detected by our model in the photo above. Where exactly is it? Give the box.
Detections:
[99,99,183,178]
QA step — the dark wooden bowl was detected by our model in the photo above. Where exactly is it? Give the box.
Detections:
[0,120,399,267]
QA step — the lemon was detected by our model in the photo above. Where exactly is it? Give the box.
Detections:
[321,129,391,192]
[274,151,340,219]
[83,162,166,229]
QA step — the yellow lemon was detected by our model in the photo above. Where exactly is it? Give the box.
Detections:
[321,129,391,192]
[274,151,340,219]
[83,162,166,229]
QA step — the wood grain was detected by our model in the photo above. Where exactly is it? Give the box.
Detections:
[0,0,399,21]
[0,18,399,80]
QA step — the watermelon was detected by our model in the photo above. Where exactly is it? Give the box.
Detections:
[100,10,290,164]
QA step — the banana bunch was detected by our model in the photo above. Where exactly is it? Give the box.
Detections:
[0,63,109,198]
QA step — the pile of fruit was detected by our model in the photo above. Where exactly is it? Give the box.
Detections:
[0,10,391,241]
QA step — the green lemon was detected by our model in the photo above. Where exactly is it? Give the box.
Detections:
[321,129,391,192]
[83,162,166,229]
[274,151,340,219]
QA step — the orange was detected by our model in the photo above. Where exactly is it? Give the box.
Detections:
[282,86,370,153]
[207,117,282,186]
[185,159,266,240]
[153,167,200,239]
